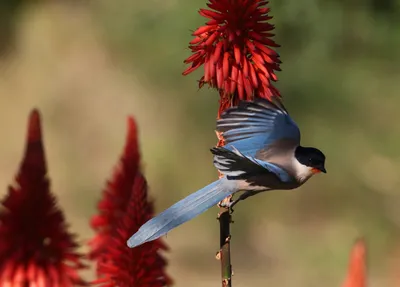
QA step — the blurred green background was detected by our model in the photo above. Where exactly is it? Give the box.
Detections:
[1,0,400,286]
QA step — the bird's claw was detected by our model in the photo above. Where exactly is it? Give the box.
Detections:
[227,199,240,214]
[218,195,239,218]
[218,199,239,214]
[218,201,236,214]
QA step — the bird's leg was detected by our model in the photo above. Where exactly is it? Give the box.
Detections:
[226,196,244,213]
[218,194,244,214]
[227,189,268,213]
[218,195,234,216]
[218,194,239,214]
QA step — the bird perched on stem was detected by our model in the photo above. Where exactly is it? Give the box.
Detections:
[127,98,326,248]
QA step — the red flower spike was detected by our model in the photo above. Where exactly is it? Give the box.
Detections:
[90,117,171,287]
[341,238,367,287]
[183,0,282,116]
[94,175,172,287]
[0,109,87,287]
[89,117,140,260]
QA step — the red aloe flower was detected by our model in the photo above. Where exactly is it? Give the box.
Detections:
[90,117,171,287]
[183,0,281,116]
[0,109,86,287]
[341,238,367,287]
[89,117,140,260]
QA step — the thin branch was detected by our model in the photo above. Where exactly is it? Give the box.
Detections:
[217,196,233,287]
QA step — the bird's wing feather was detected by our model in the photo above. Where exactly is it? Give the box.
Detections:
[210,146,293,184]
[216,98,301,157]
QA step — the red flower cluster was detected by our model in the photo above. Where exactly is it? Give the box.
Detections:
[0,110,86,287]
[0,111,171,287]
[89,117,140,260]
[341,239,367,287]
[183,0,281,116]
[90,117,172,287]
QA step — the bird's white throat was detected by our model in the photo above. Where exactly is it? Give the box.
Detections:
[292,157,314,182]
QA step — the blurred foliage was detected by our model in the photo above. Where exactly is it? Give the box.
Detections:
[0,1,24,54]
[1,0,400,286]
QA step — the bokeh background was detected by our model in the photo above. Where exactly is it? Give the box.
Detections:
[1,0,400,286]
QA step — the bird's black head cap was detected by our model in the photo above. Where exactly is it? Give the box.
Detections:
[295,146,326,173]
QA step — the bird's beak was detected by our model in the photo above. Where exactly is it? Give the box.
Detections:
[311,167,327,174]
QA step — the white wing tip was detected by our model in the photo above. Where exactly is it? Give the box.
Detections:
[127,230,150,248]
[127,236,140,248]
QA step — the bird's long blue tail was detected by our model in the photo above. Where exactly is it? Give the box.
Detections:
[127,177,237,248]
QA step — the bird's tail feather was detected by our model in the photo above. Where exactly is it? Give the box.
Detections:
[127,177,237,248]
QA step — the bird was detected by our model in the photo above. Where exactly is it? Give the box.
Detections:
[127,98,326,248]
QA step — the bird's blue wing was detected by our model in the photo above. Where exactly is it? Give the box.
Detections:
[216,98,301,157]
[211,146,292,183]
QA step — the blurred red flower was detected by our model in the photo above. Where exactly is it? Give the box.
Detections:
[90,117,172,287]
[341,238,367,287]
[183,0,281,116]
[0,109,86,287]
[89,117,140,260]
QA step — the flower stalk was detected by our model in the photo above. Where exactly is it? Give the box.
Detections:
[184,1,281,285]
[217,200,233,287]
